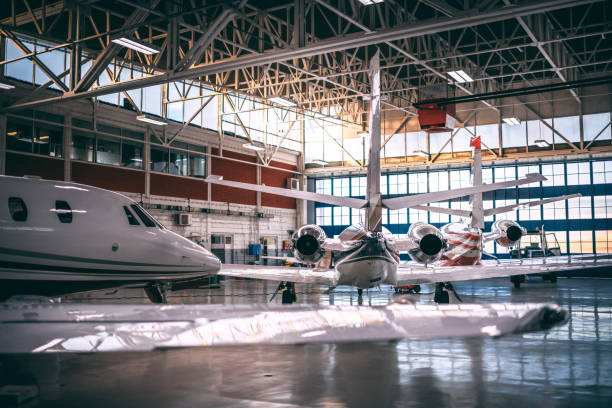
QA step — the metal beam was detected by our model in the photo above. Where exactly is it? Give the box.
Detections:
[3,0,600,111]
[72,0,161,93]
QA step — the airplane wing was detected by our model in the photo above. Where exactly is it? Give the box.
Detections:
[205,175,367,209]
[483,194,581,217]
[219,264,339,286]
[0,301,568,352]
[396,254,612,285]
[383,173,545,210]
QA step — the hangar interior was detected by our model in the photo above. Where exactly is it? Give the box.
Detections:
[0,0,612,406]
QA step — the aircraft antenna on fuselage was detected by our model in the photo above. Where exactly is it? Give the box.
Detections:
[366,50,383,232]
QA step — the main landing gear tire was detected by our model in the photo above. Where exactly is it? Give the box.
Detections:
[543,272,558,283]
[144,282,167,303]
[511,275,525,289]
[281,282,297,304]
[357,288,363,296]
[434,282,449,304]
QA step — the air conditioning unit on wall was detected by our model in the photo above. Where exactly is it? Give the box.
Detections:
[176,213,192,226]
[286,178,299,190]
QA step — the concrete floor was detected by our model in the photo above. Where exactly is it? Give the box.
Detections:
[1,276,611,407]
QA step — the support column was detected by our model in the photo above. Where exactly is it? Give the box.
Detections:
[0,114,6,175]
[144,128,151,196]
[498,111,503,157]
[296,152,307,227]
[256,164,261,209]
[63,115,72,181]
[579,101,584,150]
[206,148,212,202]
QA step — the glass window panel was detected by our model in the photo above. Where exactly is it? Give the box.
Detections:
[518,198,542,221]
[151,146,169,173]
[482,168,493,184]
[450,169,471,188]
[315,179,332,195]
[351,177,367,197]
[594,195,612,219]
[351,208,365,225]
[594,231,612,254]
[429,171,448,193]
[541,164,565,187]
[333,207,350,226]
[429,202,449,224]
[566,162,591,185]
[189,153,206,178]
[584,113,611,142]
[388,209,408,225]
[568,196,592,219]
[388,174,407,195]
[592,160,612,184]
[409,208,428,223]
[120,139,143,169]
[332,178,350,197]
[409,173,427,193]
[315,207,332,226]
[380,175,388,195]
[543,200,566,219]
[169,149,187,176]
[483,200,494,222]
[96,135,120,166]
[71,132,95,162]
[450,200,470,222]
[494,199,517,221]
[569,230,593,254]
[5,39,33,83]
[6,119,34,154]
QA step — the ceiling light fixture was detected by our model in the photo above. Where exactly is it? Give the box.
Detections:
[269,96,296,107]
[503,117,521,126]
[447,70,473,83]
[0,82,15,90]
[312,160,329,165]
[534,139,550,148]
[112,37,160,55]
[7,131,18,136]
[136,114,167,126]
[357,131,369,138]
[243,143,265,151]
[358,0,384,5]
[413,149,429,157]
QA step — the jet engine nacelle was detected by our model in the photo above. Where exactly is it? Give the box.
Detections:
[292,224,327,264]
[406,222,447,264]
[491,219,525,248]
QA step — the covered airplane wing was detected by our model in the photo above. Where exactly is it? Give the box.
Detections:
[396,254,612,285]
[219,264,339,286]
[0,301,568,352]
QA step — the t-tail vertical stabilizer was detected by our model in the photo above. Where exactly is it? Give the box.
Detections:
[470,136,484,229]
[366,51,382,232]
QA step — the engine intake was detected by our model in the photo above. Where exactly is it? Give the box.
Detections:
[406,222,447,264]
[491,219,526,247]
[292,224,327,264]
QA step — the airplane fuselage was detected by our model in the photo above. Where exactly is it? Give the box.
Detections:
[0,176,221,299]
[439,222,483,266]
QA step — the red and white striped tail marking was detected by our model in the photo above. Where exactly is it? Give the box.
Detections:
[440,230,483,266]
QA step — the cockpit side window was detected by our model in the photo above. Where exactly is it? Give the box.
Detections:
[123,206,140,226]
[55,200,73,223]
[8,197,27,222]
[130,204,156,227]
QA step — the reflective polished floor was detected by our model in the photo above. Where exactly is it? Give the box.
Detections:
[1,276,611,407]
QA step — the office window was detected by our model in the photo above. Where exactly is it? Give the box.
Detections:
[388,174,407,195]
[121,139,143,169]
[450,169,470,188]
[482,168,493,184]
[333,178,350,197]
[543,200,566,220]
[541,164,565,187]
[408,173,427,193]
[316,207,332,226]
[428,202,449,224]
[151,146,169,173]
[595,231,612,253]
[409,208,428,223]
[566,162,590,185]
[334,207,350,226]
[96,136,120,166]
[517,165,540,180]
[568,196,592,219]
[518,198,542,221]
[594,195,612,219]
[569,230,593,253]
[316,179,332,195]
[170,149,188,176]
[6,117,63,158]
[494,199,517,221]
[388,209,408,225]
[429,171,448,193]
[71,133,95,162]
[592,160,612,184]
[189,152,206,178]
[351,208,365,225]
[450,200,470,223]
[351,177,367,197]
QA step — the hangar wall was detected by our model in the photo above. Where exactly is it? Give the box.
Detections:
[0,90,300,262]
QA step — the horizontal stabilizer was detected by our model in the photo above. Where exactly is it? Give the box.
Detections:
[410,204,472,217]
[206,175,367,209]
[483,193,582,216]
[383,173,546,210]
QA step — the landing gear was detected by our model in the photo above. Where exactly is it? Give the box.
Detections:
[511,275,526,288]
[543,272,558,283]
[144,282,168,303]
[433,282,462,304]
[271,281,297,304]
[357,288,363,296]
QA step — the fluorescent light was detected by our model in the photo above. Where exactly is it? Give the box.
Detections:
[312,160,329,165]
[413,149,429,157]
[269,96,296,107]
[112,37,159,55]
[136,115,167,126]
[39,135,49,140]
[358,0,384,5]
[243,143,265,151]
[357,131,369,138]
[0,82,15,90]
[448,70,473,83]
[534,139,550,148]
[7,131,18,136]
[503,117,521,126]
